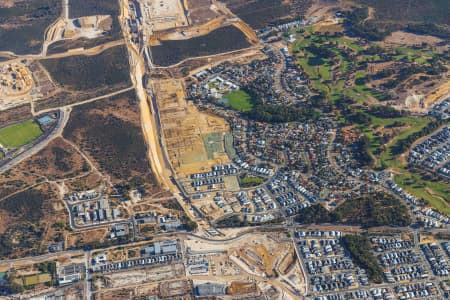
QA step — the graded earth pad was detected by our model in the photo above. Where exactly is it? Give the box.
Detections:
[47,0,122,54]
[151,79,230,175]
[140,0,188,32]
[185,0,222,26]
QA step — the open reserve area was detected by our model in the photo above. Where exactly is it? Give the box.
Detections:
[151,79,231,176]
[0,0,62,55]
[221,0,313,29]
[34,45,132,112]
[150,25,253,67]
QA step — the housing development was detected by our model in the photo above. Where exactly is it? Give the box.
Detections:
[0,0,449,299]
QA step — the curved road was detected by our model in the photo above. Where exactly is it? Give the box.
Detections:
[0,108,69,174]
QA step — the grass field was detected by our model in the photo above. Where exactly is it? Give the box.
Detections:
[0,120,43,148]
[240,176,264,187]
[222,90,254,112]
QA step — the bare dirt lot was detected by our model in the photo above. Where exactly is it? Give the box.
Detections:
[186,0,222,26]
[185,233,292,277]
[141,0,188,32]
[384,31,443,47]
[66,227,109,249]
[100,263,185,288]
[151,79,230,175]
[228,281,258,295]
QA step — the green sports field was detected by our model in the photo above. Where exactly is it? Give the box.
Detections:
[222,90,254,112]
[0,120,43,148]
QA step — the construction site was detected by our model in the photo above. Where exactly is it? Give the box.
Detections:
[0,61,34,111]
[45,15,113,49]
[150,79,230,176]
[184,231,306,297]
[140,0,189,32]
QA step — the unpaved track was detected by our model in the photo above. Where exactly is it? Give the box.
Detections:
[0,39,125,61]
[152,44,261,69]
[34,85,135,115]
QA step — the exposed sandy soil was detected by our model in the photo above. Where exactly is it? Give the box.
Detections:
[185,233,292,278]
[0,0,15,8]
[384,31,443,47]
[66,227,109,248]
[306,0,351,19]
[102,263,185,288]
[423,80,450,109]
[315,23,344,34]
[228,281,257,295]
[185,0,223,26]
[144,0,188,32]
[151,79,230,175]
[278,246,296,275]
[0,211,11,234]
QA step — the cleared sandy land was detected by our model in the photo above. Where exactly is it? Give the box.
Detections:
[384,31,443,47]
[141,0,188,32]
[151,79,230,175]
